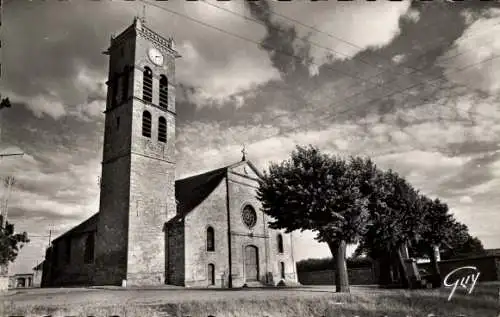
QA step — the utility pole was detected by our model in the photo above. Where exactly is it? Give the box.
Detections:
[0,175,15,227]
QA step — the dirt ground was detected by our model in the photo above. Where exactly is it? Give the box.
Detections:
[1,284,498,317]
[1,285,384,307]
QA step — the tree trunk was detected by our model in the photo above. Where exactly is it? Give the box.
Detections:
[390,256,399,284]
[396,247,410,289]
[327,240,350,293]
[429,245,441,287]
[377,254,392,286]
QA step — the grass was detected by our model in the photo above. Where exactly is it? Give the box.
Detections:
[1,283,499,317]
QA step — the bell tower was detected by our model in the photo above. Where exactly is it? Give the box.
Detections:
[95,18,180,286]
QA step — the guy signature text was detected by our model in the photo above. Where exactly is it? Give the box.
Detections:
[443,266,480,301]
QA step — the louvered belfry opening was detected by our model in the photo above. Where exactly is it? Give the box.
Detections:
[158,116,167,143]
[143,67,153,103]
[159,75,168,108]
[142,111,152,138]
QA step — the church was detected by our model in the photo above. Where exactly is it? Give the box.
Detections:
[40,18,298,288]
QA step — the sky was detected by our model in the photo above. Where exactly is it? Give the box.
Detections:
[1,0,500,274]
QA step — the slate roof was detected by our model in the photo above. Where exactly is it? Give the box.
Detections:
[174,166,228,217]
[52,213,98,244]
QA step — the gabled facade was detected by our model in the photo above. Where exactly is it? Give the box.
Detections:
[166,160,298,288]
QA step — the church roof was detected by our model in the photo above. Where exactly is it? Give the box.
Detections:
[51,212,98,244]
[174,166,228,217]
[174,159,263,218]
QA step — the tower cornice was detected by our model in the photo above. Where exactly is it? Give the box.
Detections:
[138,25,181,58]
[107,19,181,59]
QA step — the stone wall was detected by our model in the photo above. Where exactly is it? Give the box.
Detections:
[298,255,500,286]
[298,267,376,285]
[45,216,98,287]
[418,255,500,282]
[53,235,96,286]
[166,218,185,286]
[183,181,229,288]
[94,38,134,285]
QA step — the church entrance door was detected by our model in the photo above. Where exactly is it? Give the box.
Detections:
[244,245,259,282]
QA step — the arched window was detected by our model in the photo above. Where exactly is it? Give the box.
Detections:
[280,262,285,279]
[143,67,153,102]
[84,233,95,264]
[158,116,167,143]
[208,263,215,285]
[159,75,168,108]
[207,226,215,252]
[277,234,284,253]
[142,111,152,138]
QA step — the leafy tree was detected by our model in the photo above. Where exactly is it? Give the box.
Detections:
[257,145,379,292]
[0,221,29,266]
[0,96,11,110]
[411,196,455,286]
[439,222,485,260]
[356,169,426,288]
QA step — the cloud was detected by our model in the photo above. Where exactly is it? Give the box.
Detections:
[392,54,406,64]
[3,92,67,120]
[403,8,421,23]
[437,8,500,94]
[290,1,412,65]
[459,196,473,204]
[177,41,280,106]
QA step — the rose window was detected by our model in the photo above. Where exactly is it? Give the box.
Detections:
[242,205,257,229]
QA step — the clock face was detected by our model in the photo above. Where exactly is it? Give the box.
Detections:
[148,48,164,66]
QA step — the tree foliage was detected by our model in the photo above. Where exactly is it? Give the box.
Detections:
[258,144,485,290]
[0,221,30,266]
[355,169,429,288]
[257,145,380,292]
[439,223,485,260]
[0,95,11,109]
[357,170,425,255]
